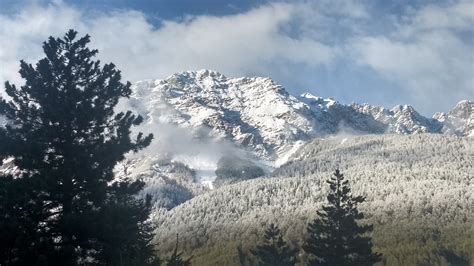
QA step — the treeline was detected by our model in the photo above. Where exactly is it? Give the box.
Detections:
[153,134,473,265]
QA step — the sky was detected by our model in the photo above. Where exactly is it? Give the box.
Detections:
[0,0,472,115]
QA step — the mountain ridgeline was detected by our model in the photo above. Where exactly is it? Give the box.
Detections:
[128,69,473,163]
[114,70,473,217]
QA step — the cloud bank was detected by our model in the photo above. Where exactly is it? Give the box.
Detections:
[0,0,472,115]
[351,1,474,114]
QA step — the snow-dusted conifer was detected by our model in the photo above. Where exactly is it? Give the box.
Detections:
[303,170,381,266]
[251,223,298,266]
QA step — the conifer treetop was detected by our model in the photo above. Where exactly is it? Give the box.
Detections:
[303,169,381,266]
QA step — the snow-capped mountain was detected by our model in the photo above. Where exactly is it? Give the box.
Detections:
[129,69,315,162]
[127,70,472,165]
[351,103,442,134]
[433,100,474,137]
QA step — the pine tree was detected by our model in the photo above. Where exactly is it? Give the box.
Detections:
[0,30,157,265]
[165,234,192,266]
[97,183,161,266]
[0,174,55,265]
[303,169,381,266]
[251,223,298,266]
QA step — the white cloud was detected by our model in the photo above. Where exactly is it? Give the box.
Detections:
[407,1,474,32]
[0,1,337,86]
[352,1,474,114]
[0,3,84,86]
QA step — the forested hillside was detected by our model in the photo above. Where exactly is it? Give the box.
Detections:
[152,134,473,265]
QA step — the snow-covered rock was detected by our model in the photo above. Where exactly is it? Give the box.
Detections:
[351,103,442,134]
[129,70,318,161]
[433,100,474,137]
[128,70,472,166]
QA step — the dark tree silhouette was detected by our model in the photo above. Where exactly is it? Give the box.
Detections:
[0,30,158,265]
[303,170,381,266]
[251,223,298,266]
[166,234,192,266]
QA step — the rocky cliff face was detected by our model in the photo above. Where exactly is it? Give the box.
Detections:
[128,69,472,165]
[129,70,317,161]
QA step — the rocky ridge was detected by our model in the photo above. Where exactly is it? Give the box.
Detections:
[128,69,473,164]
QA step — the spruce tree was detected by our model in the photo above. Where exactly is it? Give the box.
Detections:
[0,30,157,265]
[303,170,381,266]
[251,223,298,266]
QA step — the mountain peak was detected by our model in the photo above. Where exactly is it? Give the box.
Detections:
[172,69,226,78]
[128,71,473,168]
[432,100,473,137]
[449,100,473,119]
[299,92,337,111]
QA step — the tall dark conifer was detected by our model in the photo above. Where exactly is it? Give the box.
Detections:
[0,30,158,265]
[303,170,381,266]
[251,223,298,266]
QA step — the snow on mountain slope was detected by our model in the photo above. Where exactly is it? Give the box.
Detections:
[114,155,207,210]
[433,100,474,137]
[351,103,442,134]
[127,70,472,165]
[129,70,316,162]
[118,70,473,190]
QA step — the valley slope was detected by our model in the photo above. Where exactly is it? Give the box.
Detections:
[152,134,473,265]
